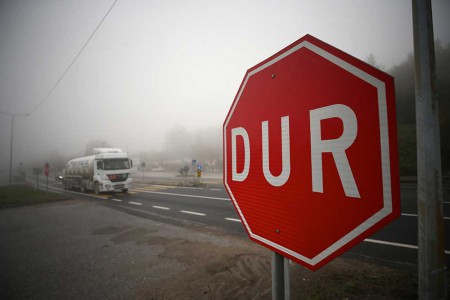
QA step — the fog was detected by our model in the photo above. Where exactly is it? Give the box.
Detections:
[1,0,450,176]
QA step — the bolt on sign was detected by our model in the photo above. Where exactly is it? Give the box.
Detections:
[223,34,400,271]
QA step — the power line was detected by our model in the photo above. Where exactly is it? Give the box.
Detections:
[28,0,119,115]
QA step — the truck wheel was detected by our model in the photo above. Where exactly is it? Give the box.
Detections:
[122,189,128,193]
[94,182,100,195]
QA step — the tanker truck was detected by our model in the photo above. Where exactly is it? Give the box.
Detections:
[63,148,133,194]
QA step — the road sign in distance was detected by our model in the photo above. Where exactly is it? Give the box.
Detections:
[44,162,50,176]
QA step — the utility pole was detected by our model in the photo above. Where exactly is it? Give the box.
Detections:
[9,115,14,185]
[0,111,29,185]
[412,0,446,299]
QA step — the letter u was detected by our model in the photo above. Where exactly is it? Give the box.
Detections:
[262,116,291,187]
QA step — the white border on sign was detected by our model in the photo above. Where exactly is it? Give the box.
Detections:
[223,40,392,267]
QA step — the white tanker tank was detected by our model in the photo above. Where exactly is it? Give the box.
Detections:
[65,156,95,178]
[63,148,133,194]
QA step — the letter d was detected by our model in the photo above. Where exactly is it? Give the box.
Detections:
[232,127,250,181]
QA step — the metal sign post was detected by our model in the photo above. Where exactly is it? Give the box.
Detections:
[33,168,42,191]
[44,163,49,193]
[272,252,290,300]
[412,0,446,299]
[141,162,146,178]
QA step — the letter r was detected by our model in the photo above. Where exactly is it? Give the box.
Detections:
[310,104,360,198]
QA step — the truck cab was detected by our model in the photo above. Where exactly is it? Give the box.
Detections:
[93,151,133,193]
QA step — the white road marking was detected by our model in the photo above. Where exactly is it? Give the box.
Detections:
[141,190,229,201]
[364,238,450,255]
[128,201,142,206]
[153,205,170,210]
[225,218,241,222]
[133,184,173,189]
[210,188,222,191]
[180,210,206,216]
[402,213,450,220]
[175,186,204,190]
[112,198,122,202]
[364,238,417,249]
[401,213,417,217]
[132,188,156,192]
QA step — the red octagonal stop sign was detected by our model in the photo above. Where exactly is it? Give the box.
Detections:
[223,34,400,271]
[44,162,50,176]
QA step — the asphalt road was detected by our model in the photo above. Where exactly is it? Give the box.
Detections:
[43,177,450,268]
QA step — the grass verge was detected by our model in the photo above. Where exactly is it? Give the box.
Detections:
[0,184,70,209]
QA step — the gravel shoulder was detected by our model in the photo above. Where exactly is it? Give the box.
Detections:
[0,198,419,299]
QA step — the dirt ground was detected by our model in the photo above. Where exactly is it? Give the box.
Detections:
[88,216,419,299]
[117,226,418,300]
[1,199,422,299]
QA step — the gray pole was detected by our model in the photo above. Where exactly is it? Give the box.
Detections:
[272,252,284,300]
[412,0,446,299]
[284,257,290,300]
[1,111,28,186]
[9,115,14,185]
[272,252,290,300]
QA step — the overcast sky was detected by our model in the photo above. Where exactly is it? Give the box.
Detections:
[0,0,449,168]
